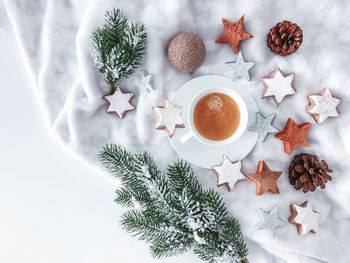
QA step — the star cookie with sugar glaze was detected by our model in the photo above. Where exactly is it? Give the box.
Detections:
[247,161,282,196]
[275,118,311,155]
[289,201,320,236]
[212,155,246,192]
[104,87,135,118]
[153,99,184,137]
[307,88,341,124]
[262,68,296,105]
[215,15,253,54]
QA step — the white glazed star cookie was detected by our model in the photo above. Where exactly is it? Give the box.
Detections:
[262,68,296,105]
[289,201,320,235]
[104,87,135,118]
[153,99,184,137]
[307,88,341,124]
[212,155,246,192]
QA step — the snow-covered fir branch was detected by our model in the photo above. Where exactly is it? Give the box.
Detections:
[90,9,147,88]
[98,145,249,263]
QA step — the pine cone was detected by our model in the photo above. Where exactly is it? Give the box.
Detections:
[267,21,303,56]
[288,153,332,193]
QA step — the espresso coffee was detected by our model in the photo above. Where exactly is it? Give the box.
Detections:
[193,92,240,141]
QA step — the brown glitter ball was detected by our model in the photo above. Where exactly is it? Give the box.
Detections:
[167,32,206,73]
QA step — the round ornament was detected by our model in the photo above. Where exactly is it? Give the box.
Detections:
[167,32,206,73]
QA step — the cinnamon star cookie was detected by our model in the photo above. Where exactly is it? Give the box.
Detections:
[212,155,246,192]
[307,88,341,124]
[104,87,135,118]
[289,201,320,235]
[262,68,296,105]
[153,99,184,137]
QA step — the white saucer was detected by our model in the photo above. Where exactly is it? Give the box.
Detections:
[169,75,259,169]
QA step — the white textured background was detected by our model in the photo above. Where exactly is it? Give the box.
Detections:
[2,0,350,262]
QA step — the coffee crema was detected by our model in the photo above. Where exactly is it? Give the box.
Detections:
[193,92,240,141]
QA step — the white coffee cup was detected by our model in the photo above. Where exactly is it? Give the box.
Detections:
[180,87,248,147]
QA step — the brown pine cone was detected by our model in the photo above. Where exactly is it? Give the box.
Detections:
[267,21,303,56]
[288,153,332,193]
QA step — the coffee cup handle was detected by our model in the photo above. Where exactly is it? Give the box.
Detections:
[180,131,194,144]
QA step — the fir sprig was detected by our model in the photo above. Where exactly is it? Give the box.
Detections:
[91,9,147,89]
[99,144,249,263]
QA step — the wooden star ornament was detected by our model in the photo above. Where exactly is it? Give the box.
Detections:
[247,161,282,196]
[153,99,185,137]
[215,15,253,54]
[289,201,320,235]
[275,118,311,155]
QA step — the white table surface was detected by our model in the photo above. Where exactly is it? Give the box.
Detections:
[0,1,200,262]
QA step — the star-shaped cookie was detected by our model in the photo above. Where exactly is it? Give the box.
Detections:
[256,206,286,236]
[275,118,311,155]
[215,15,253,54]
[262,68,296,105]
[289,201,320,236]
[153,99,184,137]
[247,161,282,196]
[307,88,341,124]
[249,112,278,141]
[104,87,135,118]
[212,155,246,192]
[225,52,256,81]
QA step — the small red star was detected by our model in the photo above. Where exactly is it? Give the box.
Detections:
[247,161,282,196]
[275,118,311,155]
[215,15,253,54]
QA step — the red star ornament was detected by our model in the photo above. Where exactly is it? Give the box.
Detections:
[275,118,311,155]
[215,15,253,54]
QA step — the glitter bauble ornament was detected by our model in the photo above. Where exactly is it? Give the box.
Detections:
[167,32,206,73]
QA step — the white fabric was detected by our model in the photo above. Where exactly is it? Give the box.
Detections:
[5,0,350,262]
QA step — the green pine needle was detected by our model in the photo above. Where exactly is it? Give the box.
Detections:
[99,144,249,263]
[91,9,147,88]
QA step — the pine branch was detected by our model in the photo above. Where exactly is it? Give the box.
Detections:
[91,9,147,89]
[121,209,169,242]
[150,233,192,259]
[167,160,201,196]
[221,218,249,259]
[201,189,229,227]
[99,145,249,263]
[115,186,150,208]
[98,144,135,177]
